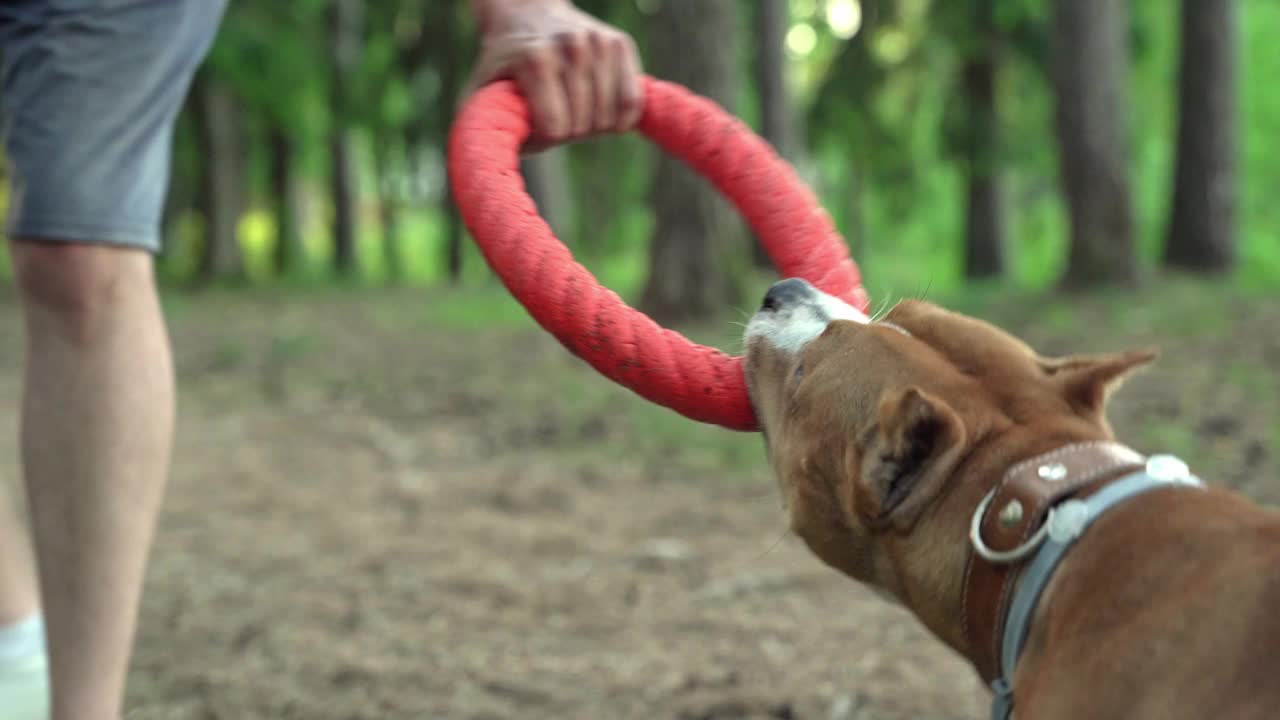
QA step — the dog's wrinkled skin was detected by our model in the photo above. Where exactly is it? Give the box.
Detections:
[744,278,1280,720]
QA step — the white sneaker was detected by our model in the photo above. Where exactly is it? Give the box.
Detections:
[0,650,49,720]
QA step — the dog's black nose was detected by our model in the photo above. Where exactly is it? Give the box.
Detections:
[761,278,816,312]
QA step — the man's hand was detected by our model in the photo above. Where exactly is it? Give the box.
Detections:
[466,0,644,150]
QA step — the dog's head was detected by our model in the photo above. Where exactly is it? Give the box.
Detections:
[743,279,1154,601]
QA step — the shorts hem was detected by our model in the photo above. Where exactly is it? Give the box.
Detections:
[7,216,160,253]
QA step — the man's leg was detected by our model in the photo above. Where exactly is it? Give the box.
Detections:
[0,2,227,717]
[11,244,173,720]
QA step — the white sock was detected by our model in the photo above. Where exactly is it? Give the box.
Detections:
[0,613,48,720]
[0,613,45,661]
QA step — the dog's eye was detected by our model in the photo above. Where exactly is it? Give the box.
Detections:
[793,363,804,383]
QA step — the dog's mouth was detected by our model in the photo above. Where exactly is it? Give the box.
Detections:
[744,278,869,357]
[742,280,875,515]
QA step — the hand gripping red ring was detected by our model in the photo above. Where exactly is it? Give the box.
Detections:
[447,76,868,431]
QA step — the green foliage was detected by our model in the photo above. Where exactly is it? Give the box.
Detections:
[207,1,330,136]
[5,0,1276,297]
[1240,0,1280,287]
[800,0,1277,294]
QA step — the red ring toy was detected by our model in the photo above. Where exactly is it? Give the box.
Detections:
[447,76,868,431]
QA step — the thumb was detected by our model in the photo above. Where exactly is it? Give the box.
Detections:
[457,51,547,155]
[460,43,522,102]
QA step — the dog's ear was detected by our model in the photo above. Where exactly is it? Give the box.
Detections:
[1040,349,1157,417]
[853,386,967,531]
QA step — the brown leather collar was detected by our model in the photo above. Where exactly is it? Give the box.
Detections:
[960,441,1146,682]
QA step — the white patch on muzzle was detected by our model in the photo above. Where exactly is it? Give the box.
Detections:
[745,287,869,355]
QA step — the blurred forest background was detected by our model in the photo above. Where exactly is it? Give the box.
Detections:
[2,0,1270,309]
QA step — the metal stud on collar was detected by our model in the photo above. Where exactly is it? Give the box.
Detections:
[1037,463,1068,481]
[997,500,1024,528]
[970,488,1051,564]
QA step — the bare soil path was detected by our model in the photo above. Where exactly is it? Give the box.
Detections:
[1,286,1274,719]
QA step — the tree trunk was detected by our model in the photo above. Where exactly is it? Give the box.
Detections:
[269,125,303,276]
[328,132,357,275]
[751,0,796,270]
[1050,0,1137,288]
[414,123,463,284]
[428,21,468,285]
[195,75,244,283]
[372,142,402,283]
[444,183,464,284]
[521,149,575,243]
[962,0,1006,280]
[639,0,741,325]
[1165,0,1237,273]
[328,0,362,277]
[161,109,197,279]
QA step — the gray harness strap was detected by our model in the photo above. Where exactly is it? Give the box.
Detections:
[989,455,1204,720]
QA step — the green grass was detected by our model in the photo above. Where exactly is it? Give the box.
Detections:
[332,271,1275,477]
[519,361,769,476]
[141,263,1280,496]
[1136,420,1202,459]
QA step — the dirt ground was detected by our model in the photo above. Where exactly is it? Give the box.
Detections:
[0,285,1276,720]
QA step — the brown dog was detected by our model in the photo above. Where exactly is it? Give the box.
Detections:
[743,278,1280,720]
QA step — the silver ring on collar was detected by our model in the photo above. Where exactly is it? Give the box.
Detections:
[970,488,1051,564]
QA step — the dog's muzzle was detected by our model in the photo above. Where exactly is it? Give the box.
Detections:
[745,278,869,355]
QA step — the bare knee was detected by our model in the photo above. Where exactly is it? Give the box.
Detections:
[11,242,155,342]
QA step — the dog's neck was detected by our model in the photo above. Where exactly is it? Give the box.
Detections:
[880,434,1146,681]
[961,440,1149,682]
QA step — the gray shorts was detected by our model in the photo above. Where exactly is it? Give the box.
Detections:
[0,0,227,252]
